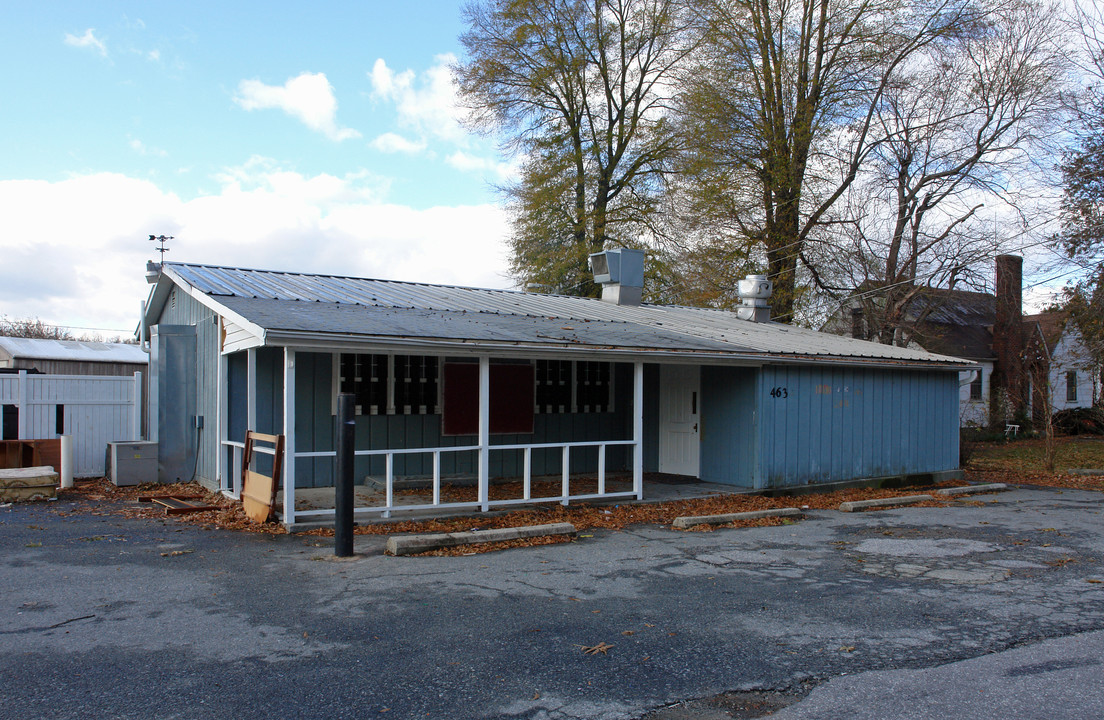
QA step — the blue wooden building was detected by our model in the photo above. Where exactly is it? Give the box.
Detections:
[140,253,970,527]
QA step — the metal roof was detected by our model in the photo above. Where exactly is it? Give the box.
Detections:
[0,336,148,364]
[157,262,971,368]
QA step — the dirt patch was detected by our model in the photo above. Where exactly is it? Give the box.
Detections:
[641,687,813,719]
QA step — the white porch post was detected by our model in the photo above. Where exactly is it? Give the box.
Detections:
[478,355,490,512]
[246,348,257,432]
[633,361,644,500]
[283,348,296,526]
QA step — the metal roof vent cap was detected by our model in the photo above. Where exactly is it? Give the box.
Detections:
[736,274,772,322]
[589,248,644,306]
[145,260,162,284]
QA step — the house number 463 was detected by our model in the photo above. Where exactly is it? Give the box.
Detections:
[769,386,789,399]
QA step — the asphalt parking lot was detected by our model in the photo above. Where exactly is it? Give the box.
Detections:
[2,484,1103,719]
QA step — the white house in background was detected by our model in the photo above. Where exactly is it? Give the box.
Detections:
[1028,312,1102,412]
[825,256,1102,429]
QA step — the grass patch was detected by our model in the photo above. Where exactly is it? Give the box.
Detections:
[966,436,1104,475]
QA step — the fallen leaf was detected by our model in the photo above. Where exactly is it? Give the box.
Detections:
[160,550,193,557]
[578,641,614,655]
[840,646,856,652]
[621,630,634,636]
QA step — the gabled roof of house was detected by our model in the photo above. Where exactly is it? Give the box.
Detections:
[145,263,973,368]
[1023,311,1067,356]
[0,336,148,364]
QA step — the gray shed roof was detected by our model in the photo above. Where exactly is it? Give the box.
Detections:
[0,336,148,364]
[150,263,971,368]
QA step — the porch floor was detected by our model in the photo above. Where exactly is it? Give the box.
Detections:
[282,472,751,529]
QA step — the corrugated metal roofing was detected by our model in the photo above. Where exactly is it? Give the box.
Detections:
[161,262,970,367]
[0,336,148,364]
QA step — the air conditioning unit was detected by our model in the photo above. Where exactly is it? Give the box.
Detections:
[108,441,159,487]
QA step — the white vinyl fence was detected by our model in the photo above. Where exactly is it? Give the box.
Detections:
[1,371,142,477]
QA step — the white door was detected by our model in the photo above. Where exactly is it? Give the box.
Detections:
[659,365,700,477]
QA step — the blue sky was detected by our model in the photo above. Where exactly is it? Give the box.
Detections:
[0,1,514,335]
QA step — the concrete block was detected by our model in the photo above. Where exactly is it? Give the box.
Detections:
[838,494,933,512]
[936,483,1009,496]
[386,522,576,556]
[672,507,803,529]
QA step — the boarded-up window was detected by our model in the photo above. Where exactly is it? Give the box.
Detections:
[393,355,439,414]
[535,360,572,413]
[339,354,388,415]
[442,363,534,435]
[576,361,612,412]
[339,354,440,416]
[534,360,613,413]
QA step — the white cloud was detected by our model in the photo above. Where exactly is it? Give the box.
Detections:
[234,72,361,142]
[370,132,427,154]
[369,55,467,145]
[64,29,107,57]
[147,49,160,62]
[0,166,510,334]
[446,151,518,182]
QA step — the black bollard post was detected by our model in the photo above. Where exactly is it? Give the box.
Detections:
[334,392,355,557]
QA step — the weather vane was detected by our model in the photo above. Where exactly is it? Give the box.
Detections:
[149,234,172,260]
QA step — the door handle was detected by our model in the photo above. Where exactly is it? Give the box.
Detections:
[693,423,698,432]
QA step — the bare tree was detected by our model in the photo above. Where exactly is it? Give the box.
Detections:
[0,316,74,340]
[673,0,986,322]
[814,0,1065,344]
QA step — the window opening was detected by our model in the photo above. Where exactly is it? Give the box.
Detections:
[969,371,983,401]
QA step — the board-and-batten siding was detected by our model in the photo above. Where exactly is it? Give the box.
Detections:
[154,288,221,487]
[699,365,958,488]
[756,366,958,487]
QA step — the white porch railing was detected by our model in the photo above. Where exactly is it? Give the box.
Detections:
[289,439,640,520]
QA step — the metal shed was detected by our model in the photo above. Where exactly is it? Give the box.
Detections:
[140,261,972,528]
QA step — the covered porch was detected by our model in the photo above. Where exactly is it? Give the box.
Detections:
[213,347,648,527]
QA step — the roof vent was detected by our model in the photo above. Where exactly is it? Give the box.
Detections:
[589,248,645,306]
[736,275,772,322]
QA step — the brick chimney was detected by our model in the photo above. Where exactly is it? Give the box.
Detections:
[990,255,1026,425]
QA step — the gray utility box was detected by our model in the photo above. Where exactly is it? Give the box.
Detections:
[108,441,159,487]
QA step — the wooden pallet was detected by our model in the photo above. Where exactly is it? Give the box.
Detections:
[241,432,285,523]
[138,494,220,515]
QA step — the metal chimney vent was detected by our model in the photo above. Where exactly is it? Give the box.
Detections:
[589,248,645,306]
[736,274,772,322]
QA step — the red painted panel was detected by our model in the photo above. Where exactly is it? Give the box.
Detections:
[442,363,535,436]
